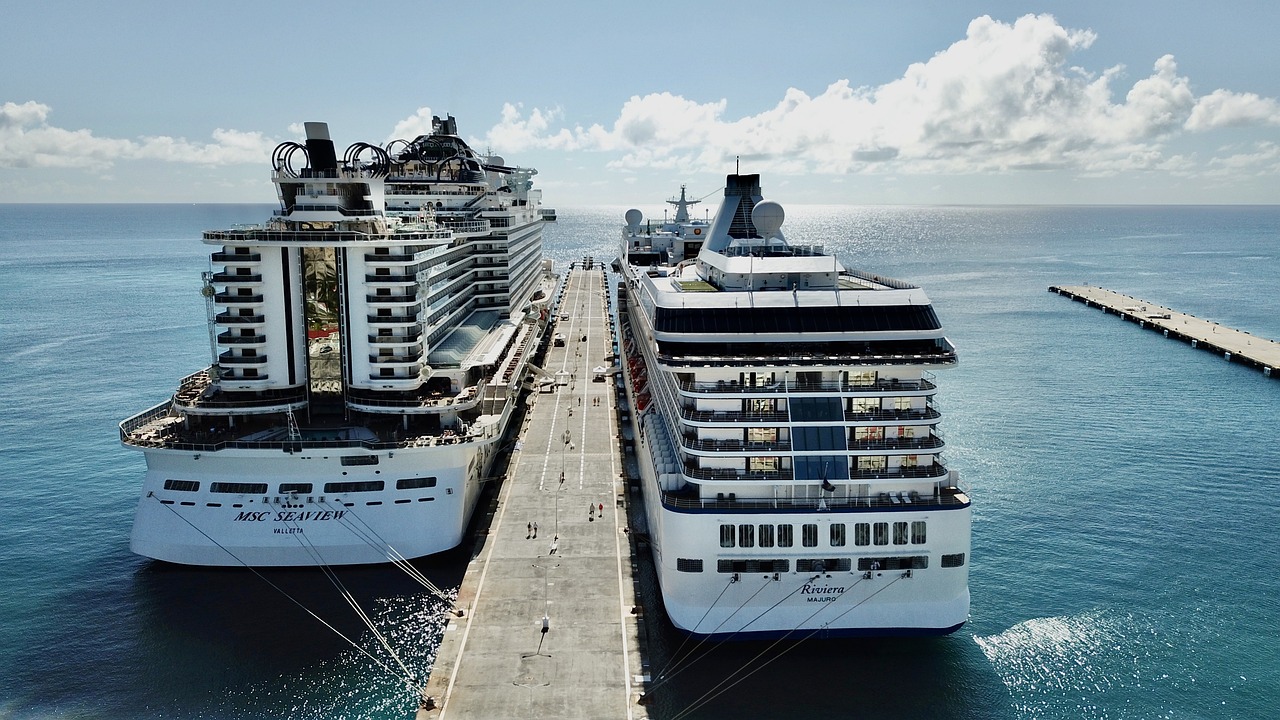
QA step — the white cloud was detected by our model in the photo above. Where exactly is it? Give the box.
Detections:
[1186,90,1280,131]
[482,13,1280,182]
[388,107,437,142]
[0,101,275,169]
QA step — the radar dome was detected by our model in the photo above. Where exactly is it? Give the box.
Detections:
[624,208,643,227]
[752,200,784,239]
[488,155,505,166]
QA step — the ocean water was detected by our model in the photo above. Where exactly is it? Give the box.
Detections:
[1,203,1277,719]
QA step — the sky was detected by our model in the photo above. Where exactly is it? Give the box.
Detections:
[3,0,1279,205]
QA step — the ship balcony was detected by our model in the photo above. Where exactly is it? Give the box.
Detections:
[676,377,936,397]
[365,293,420,305]
[215,312,266,325]
[368,354,423,367]
[367,313,419,326]
[364,252,418,263]
[213,292,265,305]
[211,251,261,263]
[658,483,969,512]
[683,465,795,483]
[216,368,270,382]
[365,273,417,284]
[210,272,263,283]
[848,434,945,452]
[845,407,941,423]
[368,332,423,346]
[677,406,791,424]
[218,352,267,365]
[216,332,267,346]
[680,436,793,454]
[849,462,949,481]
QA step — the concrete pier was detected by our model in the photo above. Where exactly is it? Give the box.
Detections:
[1050,285,1280,378]
[421,265,650,719]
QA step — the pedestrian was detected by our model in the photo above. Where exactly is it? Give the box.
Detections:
[598,502,604,516]
[527,521,532,539]
[533,521,538,539]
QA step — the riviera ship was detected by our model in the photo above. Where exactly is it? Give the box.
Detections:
[615,175,970,638]
[121,116,552,566]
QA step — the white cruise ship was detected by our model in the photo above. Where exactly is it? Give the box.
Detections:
[616,174,970,638]
[121,116,552,567]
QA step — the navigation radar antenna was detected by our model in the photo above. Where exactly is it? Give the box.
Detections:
[666,185,700,223]
[752,200,785,240]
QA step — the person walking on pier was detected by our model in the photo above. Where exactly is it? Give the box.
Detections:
[532,521,538,539]
[527,521,532,539]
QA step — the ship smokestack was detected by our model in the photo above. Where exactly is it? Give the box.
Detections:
[303,121,338,174]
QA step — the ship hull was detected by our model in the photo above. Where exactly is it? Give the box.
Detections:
[130,439,494,566]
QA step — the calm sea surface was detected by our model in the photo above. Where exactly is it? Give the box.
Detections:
[1,203,1277,719]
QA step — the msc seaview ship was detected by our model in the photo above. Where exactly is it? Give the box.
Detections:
[121,116,551,566]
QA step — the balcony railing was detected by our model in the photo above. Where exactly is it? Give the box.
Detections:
[680,436,792,453]
[368,333,423,345]
[211,272,262,283]
[211,251,261,263]
[366,293,418,303]
[215,313,265,324]
[678,406,791,423]
[365,273,417,283]
[658,485,969,512]
[218,353,267,365]
[213,293,264,305]
[367,314,418,324]
[844,407,940,422]
[216,332,267,345]
[677,377,936,395]
[848,435,945,451]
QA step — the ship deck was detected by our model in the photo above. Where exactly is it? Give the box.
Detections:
[421,265,650,718]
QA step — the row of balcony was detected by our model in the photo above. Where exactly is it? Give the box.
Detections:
[682,462,949,483]
[675,377,936,396]
[678,433,945,454]
[675,405,940,424]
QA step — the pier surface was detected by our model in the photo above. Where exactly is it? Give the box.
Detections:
[422,266,649,719]
[1050,285,1280,377]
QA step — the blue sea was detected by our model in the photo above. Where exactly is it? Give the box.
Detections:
[1,203,1277,719]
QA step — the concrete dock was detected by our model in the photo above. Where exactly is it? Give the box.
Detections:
[421,265,650,719]
[1050,285,1280,378]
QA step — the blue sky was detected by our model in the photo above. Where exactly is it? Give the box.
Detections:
[3,1,1279,205]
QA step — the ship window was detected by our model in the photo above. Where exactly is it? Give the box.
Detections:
[758,524,775,548]
[801,524,818,547]
[747,427,777,444]
[718,559,791,574]
[279,483,312,494]
[847,370,876,387]
[857,456,887,471]
[211,482,268,494]
[324,481,385,493]
[749,456,780,472]
[873,522,889,545]
[340,455,379,466]
[797,558,851,573]
[854,523,870,546]
[677,558,704,573]
[738,524,755,548]
[777,524,794,547]
[746,397,775,414]
[792,425,847,451]
[830,523,846,547]
[397,477,438,490]
[858,556,928,571]
[790,397,843,422]
[163,479,199,492]
[794,456,849,481]
[854,427,885,442]
[941,553,966,568]
[911,521,927,544]
[893,396,913,411]
[719,524,735,548]
[850,397,879,413]
[893,522,909,545]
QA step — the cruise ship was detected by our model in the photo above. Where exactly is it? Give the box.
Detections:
[615,175,970,638]
[121,116,552,567]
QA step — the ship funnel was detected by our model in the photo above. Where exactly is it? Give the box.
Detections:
[303,122,338,173]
